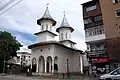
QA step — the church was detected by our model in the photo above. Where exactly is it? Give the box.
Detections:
[28,6,83,75]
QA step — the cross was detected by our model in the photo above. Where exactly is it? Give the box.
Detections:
[63,11,66,16]
[46,3,49,7]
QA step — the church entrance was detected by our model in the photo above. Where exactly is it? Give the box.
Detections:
[32,58,37,72]
[38,56,45,73]
[46,56,52,73]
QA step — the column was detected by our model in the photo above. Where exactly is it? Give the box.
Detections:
[36,60,39,73]
[45,59,47,73]
[80,55,83,74]
[52,60,54,73]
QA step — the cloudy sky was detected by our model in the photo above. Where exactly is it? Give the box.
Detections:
[0,0,91,52]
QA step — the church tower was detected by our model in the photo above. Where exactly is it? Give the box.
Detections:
[56,13,76,48]
[35,6,57,42]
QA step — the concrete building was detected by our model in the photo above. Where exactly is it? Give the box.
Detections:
[82,0,120,74]
[28,6,83,75]
[16,52,31,66]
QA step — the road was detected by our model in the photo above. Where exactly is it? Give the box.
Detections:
[0,75,98,80]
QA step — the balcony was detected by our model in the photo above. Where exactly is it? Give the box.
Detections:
[84,15,103,29]
[85,26,106,42]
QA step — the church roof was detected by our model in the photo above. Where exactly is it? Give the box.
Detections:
[37,7,56,26]
[60,40,76,44]
[34,30,57,36]
[28,41,83,53]
[56,14,74,33]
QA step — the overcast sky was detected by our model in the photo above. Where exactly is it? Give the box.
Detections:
[0,0,91,52]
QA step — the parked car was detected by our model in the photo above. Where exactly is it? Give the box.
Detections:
[100,67,120,80]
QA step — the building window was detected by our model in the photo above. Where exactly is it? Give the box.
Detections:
[84,19,92,24]
[61,33,63,40]
[115,9,120,17]
[86,5,96,12]
[41,25,44,30]
[46,24,48,30]
[117,24,120,32]
[40,49,43,52]
[17,56,20,63]
[66,32,67,39]
[50,25,52,31]
[33,50,35,52]
[112,0,120,3]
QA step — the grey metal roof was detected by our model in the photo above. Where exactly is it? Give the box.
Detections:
[60,14,71,27]
[37,7,56,26]
[56,14,74,32]
[42,7,52,19]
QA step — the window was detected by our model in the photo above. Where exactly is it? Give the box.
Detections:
[61,33,63,40]
[40,49,43,52]
[41,25,44,30]
[115,9,120,17]
[86,5,96,12]
[117,24,120,32]
[84,19,92,24]
[94,16,102,22]
[50,25,52,31]
[112,0,120,3]
[17,56,20,63]
[46,24,48,30]
[66,32,67,39]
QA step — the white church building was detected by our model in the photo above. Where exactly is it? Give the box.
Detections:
[28,6,84,75]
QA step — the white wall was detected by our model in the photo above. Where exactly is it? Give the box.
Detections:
[31,45,54,72]
[31,44,83,73]
[37,32,55,42]
[53,45,83,73]
[59,28,71,41]
[61,41,75,48]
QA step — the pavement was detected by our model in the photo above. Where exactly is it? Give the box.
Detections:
[0,74,99,80]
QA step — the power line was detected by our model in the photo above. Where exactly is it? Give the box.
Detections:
[0,0,23,15]
[0,0,15,11]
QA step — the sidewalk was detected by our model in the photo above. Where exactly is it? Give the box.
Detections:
[0,73,99,80]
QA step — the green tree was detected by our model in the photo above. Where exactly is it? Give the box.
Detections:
[0,31,22,61]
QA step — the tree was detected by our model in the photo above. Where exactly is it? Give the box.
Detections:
[0,31,22,61]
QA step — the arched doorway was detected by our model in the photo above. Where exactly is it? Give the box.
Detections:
[54,56,58,72]
[38,56,45,73]
[46,56,52,73]
[32,57,37,72]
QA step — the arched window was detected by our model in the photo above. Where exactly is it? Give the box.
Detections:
[50,25,52,31]
[41,25,44,30]
[66,32,67,39]
[61,33,63,40]
[46,24,48,30]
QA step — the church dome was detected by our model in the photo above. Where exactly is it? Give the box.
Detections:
[56,14,74,33]
[37,7,56,26]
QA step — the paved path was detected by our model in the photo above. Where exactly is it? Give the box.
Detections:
[0,74,98,80]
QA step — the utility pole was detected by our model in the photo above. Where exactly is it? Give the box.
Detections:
[2,40,7,75]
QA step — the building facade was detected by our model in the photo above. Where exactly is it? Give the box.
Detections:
[82,0,120,74]
[28,6,83,75]
[16,52,31,66]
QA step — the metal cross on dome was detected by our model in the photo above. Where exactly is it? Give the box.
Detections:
[63,11,66,16]
[46,3,49,7]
